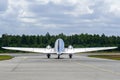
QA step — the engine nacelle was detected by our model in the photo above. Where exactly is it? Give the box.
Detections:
[68,45,73,49]
[46,45,51,49]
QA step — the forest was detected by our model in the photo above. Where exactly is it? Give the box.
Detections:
[0,33,120,53]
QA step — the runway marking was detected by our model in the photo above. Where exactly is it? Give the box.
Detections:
[76,62,120,76]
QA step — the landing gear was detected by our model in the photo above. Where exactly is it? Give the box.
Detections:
[47,54,51,59]
[69,54,72,59]
[58,55,60,59]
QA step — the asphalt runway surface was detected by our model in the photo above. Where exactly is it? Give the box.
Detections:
[0,53,120,80]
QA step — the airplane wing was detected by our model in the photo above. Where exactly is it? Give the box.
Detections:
[2,47,117,54]
[64,47,117,53]
[2,47,55,53]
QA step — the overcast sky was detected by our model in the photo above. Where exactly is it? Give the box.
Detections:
[0,0,120,36]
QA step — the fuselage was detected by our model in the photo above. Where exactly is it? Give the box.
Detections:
[54,38,65,55]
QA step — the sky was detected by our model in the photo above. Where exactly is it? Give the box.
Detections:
[0,0,120,36]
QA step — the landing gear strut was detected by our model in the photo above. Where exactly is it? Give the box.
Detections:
[69,54,72,59]
[58,55,60,59]
[47,54,51,59]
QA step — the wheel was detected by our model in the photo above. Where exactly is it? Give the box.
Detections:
[69,54,72,59]
[58,55,60,59]
[47,54,51,58]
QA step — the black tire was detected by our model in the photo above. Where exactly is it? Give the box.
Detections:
[58,55,60,59]
[47,54,51,58]
[69,54,72,59]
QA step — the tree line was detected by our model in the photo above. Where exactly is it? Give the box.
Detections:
[0,33,120,52]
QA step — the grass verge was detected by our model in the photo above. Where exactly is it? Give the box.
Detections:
[0,55,13,61]
[88,55,120,60]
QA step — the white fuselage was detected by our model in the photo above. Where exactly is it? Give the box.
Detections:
[54,39,65,55]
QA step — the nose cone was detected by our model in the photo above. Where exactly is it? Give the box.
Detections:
[55,38,65,54]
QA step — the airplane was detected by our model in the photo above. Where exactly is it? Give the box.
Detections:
[2,38,117,59]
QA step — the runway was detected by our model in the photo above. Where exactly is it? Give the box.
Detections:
[0,54,120,80]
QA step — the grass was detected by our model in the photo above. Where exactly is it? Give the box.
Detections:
[0,55,13,61]
[88,55,120,60]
